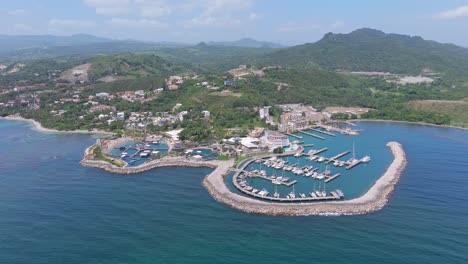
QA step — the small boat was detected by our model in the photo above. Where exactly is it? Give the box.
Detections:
[317,157,325,162]
[252,189,259,194]
[299,193,306,198]
[315,191,322,197]
[274,192,280,198]
[287,192,296,199]
[310,192,318,198]
[336,189,344,197]
[362,156,371,163]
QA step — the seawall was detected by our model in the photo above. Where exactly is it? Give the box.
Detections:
[202,141,407,216]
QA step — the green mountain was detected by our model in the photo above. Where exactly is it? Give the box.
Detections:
[207,38,285,48]
[262,28,468,76]
[87,53,190,82]
[154,45,275,72]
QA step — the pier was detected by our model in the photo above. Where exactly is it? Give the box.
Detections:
[309,147,328,155]
[248,174,298,187]
[346,160,363,170]
[310,127,336,137]
[325,173,341,183]
[303,144,315,147]
[233,177,341,202]
[298,130,325,140]
[286,133,303,139]
[325,150,351,164]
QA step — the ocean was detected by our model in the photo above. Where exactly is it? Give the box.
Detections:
[0,120,467,264]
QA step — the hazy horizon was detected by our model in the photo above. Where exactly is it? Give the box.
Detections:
[2,1,468,46]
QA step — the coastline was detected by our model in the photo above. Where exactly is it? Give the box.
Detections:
[354,119,468,131]
[81,139,407,216]
[0,115,114,135]
[202,141,407,216]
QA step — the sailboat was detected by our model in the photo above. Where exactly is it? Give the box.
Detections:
[321,181,327,197]
[287,184,296,199]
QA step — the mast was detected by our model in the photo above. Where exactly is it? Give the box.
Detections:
[353,140,356,160]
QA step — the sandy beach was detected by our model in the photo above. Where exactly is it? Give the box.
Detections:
[0,115,113,135]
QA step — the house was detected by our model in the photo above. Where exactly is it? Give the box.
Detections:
[135,90,145,97]
[168,84,179,90]
[96,92,110,99]
[154,88,164,93]
[202,110,210,119]
[117,112,125,121]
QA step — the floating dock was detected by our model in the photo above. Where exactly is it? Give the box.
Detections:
[310,127,336,137]
[346,160,363,170]
[286,133,303,139]
[325,173,341,183]
[309,148,328,155]
[298,130,325,140]
[325,150,351,164]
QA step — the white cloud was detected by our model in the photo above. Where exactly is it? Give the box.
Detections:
[8,9,30,16]
[13,23,32,32]
[434,5,468,19]
[277,22,320,33]
[184,0,255,28]
[84,0,131,15]
[136,0,171,17]
[109,18,169,28]
[248,12,260,20]
[49,19,96,28]
[331,20,344,29]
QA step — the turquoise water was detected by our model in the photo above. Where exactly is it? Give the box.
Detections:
[1,120,467,263]
[233,127,392,200]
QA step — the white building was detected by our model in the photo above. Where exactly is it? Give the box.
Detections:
[117,112,125,121]
[259,106,270,119]
[135,90,145,96]
[96,92,110,99]
[263,130,290,148]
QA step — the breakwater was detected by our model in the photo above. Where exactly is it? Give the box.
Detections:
[203,142,407,216]
[81,141,406,216]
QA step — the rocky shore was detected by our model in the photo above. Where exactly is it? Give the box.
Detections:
[81,144,234,175]
[202,141,407,216]
[81,140,406,216]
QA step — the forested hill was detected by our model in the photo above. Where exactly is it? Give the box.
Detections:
[261,28,468,76]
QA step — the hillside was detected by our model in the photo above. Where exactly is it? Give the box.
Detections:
[87,53,190,82]
[262,28,468,76]
[155,44,275,72]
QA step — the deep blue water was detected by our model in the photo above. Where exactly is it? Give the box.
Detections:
[1,120,468,264]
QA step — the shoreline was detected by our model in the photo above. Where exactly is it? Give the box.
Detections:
[354,119,468,131]
[202,141,407,216]
[0,115,114,135]
[81,139,407,216]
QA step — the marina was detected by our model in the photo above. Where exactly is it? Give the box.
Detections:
[229,125,377,202]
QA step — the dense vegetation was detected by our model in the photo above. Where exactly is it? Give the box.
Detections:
[2,28,468,131]
[261,28,468,77]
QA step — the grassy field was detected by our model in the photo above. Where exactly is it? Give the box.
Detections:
[406,99,468,128]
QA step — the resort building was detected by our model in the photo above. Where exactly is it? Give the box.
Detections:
[262,130,290,148]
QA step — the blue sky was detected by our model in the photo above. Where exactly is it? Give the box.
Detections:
[1,0,468,46]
